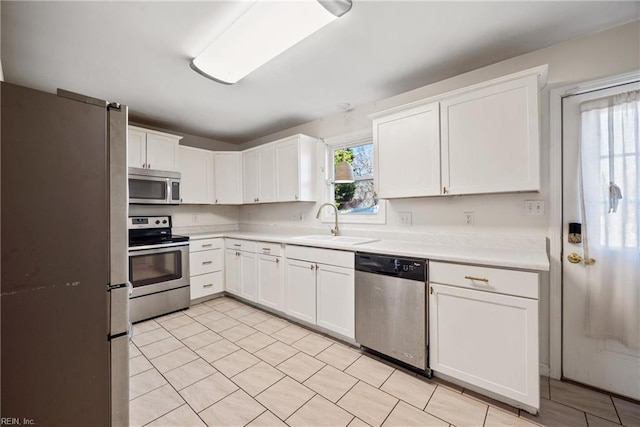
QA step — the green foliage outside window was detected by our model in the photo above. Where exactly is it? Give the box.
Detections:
[334,148,356,209]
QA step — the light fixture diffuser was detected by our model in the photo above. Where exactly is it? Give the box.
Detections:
[191,0,352,84]
[334,160,355,183]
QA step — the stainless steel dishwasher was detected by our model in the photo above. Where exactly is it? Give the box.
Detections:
[355,252,430,374]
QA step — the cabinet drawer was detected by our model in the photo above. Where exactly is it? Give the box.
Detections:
[190,238,223,253]
[190,249,223,275]
[256,241,283,256]
[285,245,354,269]
[225,238,257,252]
[190,271,224,300]
[429,261,538,299]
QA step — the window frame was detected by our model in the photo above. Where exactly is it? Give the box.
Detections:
[322,129,386,225]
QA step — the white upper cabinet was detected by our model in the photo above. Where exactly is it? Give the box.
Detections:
[275,134,318,202]
[242,134,318,204]
[214,152,243,204]
[178,145,214,204]
[128,125,181,172]
[369,66,546,198]
[243,146,276,204]
[372,101,441,198]
[441,74,540,195]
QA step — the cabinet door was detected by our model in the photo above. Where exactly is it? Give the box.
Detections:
[240,251,257,302]
[258,146,277,203]
[316,263,354,338]
[243,150,259,203]
[276,138,300,202]
[374,102,441,198]
[128,128,147,168]
[224,249,241,296]
[429,283,539,409]
[257,255,282,310]
[284,259,316,324]
[440,75,540,195]
[145,133,179,172]
[178,146,214,204]
[214,152,243,204]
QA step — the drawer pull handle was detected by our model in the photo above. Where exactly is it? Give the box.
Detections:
[201,244,213,248]
[262,248,270,251]
[233,244,241,247]
[202,261,213,265]
[276,258,280,264]
[465,275,489,283]
[203,284,213,288]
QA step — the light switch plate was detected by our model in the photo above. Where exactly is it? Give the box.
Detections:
[524,200,545,216]
[399,212,412,226]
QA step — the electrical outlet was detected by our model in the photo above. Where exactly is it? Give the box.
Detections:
[399,212,412,226]
[464,211,474,225]
[192,214,199,224]
[524,200,545,216]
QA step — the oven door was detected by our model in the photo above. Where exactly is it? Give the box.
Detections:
[128,243,189,298]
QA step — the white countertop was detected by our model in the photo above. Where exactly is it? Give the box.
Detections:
[185,230,549,271]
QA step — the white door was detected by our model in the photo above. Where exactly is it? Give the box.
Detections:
[316,264,355,338]
[224,249,241,296]
[242,150,259,203]
[562,81,640,400]
[285,259,316,324]
[178,146,213,204]
[258,147,277,203]
[240,251,257,302]
[257,255,282,310]
[145,133,178,171]
[214,152,242,204]
[276,138,300,202]
[128,129,146,168]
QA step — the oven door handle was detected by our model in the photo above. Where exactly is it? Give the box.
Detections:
[129,242,189,252]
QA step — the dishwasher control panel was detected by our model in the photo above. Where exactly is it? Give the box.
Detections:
[355,252,426,281]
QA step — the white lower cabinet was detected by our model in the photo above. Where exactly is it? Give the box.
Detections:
[284,258,317,324]
[224,239,258,302]
[316,263,354,339]
[257,243,284,311]
[429,261,539,412]
[284,245,355,339]
[189,238,224,300]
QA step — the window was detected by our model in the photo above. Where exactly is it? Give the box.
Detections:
[324,130,386,224]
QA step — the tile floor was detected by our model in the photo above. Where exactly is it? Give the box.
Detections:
[129,297,640,427]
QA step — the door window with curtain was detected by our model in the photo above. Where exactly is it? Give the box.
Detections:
[580,89,639,349]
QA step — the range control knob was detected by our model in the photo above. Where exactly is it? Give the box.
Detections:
[155,220,160,225]
[162,220,167,224]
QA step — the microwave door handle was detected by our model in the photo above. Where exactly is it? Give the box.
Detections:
[166,178,172,203]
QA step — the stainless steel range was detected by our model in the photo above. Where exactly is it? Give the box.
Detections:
[128,216,190,323]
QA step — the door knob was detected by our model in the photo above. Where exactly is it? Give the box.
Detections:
[567,252,596,265]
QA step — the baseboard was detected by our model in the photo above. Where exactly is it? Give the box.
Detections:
[540,364,550,377]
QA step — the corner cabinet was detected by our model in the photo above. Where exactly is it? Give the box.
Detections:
[128,125,181,172]
[370,66,546,198]
[429,261,539,413]
[178,145,214,204]
[213,152,243,205]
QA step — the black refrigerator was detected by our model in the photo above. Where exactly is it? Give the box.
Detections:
[1,82,129,426]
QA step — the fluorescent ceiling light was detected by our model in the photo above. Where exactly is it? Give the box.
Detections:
[191,0,352,84]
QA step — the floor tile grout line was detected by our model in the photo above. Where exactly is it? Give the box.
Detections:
[543,392,623,425]
[256,376,317,424]
[609,394,624,425]
[379,398,401,427]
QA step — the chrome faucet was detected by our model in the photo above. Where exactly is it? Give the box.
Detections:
[316,203,340,236]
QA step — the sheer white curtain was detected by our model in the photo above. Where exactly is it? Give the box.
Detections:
[580,90,640,349]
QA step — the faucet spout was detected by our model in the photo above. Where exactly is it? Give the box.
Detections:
[315,203,340,236]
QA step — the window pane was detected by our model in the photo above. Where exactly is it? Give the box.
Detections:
[333,142,378,214]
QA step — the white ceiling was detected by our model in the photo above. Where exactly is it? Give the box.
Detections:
[2,1,638,144]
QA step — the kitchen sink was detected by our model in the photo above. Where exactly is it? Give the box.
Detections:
[291,235,379,245]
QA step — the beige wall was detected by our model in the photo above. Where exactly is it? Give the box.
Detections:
[234,20,640,370]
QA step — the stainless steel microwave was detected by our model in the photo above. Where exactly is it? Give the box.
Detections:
[128,167,181,204]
